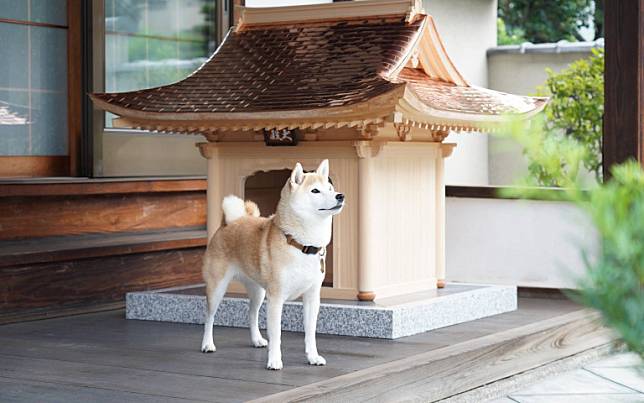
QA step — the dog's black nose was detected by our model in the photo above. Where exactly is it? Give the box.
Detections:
[336,193,345,202]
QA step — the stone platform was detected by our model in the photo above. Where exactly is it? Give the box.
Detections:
[126,283,517,339]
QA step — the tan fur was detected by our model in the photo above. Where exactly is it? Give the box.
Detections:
[203,215,290,296]
[244,200,260,218]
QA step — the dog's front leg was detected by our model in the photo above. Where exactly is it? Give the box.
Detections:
[303,286,326,366]
[266,296,284,370]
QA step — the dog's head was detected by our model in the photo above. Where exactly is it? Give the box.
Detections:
[281,160,344,219]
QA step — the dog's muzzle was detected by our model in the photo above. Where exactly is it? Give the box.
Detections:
[319,194,344,211]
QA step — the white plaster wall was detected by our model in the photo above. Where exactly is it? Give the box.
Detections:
[488,51,593,95]
[446,197,599,288]
[102,132,206,176]
[424,0,497,185]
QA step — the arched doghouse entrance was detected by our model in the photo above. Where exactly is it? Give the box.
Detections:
[244,169,334,287]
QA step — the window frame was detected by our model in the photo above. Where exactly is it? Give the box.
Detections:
[0,0,83,178]
[90,0,228,177]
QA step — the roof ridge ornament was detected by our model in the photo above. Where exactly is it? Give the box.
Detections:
[236,0,421,29]
[406,0,426,23]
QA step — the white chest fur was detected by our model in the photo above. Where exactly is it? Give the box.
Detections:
[280,250,325,301]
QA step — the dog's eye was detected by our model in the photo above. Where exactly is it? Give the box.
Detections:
[311,189,320,194]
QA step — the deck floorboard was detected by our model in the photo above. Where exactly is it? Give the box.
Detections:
[0,298,585,402]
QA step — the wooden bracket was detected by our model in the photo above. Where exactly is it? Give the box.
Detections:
[354,141,386,159]
[394,123,412,141]
[197,142,220,159]
[360,122,381,139]
[441,142,456,158]
[430,129,450,142]
[204,132,220,142]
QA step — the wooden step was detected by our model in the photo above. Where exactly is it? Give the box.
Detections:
[0,177,208,324]
[0,177,206,241]
[251,308,614,402]
[0,229,207,324]
[0,229,207,267]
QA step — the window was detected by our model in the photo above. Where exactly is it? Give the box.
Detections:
[0,0,72,177]
[104,0,219,127]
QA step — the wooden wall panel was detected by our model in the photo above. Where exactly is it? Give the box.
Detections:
[603,0,644,175]
[0,246,204,323]
[0,192,206,241]
[0,156,69,178]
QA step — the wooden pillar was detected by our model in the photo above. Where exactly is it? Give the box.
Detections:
[355,141,379,301]
[603,0,644,177]
[198,143,221,241]
[435,142,455,288]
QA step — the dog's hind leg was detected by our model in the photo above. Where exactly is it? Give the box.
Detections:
[239,275,268,348]
[201,260,234,353]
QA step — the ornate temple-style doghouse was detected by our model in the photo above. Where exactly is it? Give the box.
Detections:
[92,0,545,307]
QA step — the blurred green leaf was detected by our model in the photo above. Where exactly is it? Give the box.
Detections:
[499,117,644,359]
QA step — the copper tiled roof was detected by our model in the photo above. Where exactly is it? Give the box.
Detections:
[93,15,419,114]
[91,0,546,134]
[397,68,547,116]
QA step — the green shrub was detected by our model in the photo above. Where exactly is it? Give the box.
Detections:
[535,49,604,185]
[579,162,644,357]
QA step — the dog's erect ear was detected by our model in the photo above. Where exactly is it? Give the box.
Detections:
[290,162,304,186]
[316,159,329,180]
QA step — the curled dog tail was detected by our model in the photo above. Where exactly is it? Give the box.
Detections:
[222,195,260,224]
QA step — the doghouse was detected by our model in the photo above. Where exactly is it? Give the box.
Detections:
[91,0,546,303]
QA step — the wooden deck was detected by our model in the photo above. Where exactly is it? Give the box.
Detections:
[0,297,612,402]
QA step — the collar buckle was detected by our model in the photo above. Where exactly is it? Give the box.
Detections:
[285,234,322,255]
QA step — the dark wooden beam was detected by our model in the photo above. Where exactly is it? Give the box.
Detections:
[67,0,83,176]
[603,0,644,177]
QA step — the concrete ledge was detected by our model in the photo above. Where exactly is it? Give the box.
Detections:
[126,283,517,339]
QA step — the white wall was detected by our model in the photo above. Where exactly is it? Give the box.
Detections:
[446,197,598,288]
[103,132,206,176]
[424,0,497,185]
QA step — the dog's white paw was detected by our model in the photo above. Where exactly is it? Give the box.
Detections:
[252,337,268,348]
[266,358,283,370]
[307,354,326,366]
[201,341,216,353]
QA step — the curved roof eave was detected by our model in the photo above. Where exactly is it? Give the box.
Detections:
[91,85,405,127]
[396,86,548,132]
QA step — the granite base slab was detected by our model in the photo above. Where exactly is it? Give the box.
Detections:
[126,283,517,339]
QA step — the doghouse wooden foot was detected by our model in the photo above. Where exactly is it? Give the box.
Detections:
[357,291,376,301]
[437,279,446,288]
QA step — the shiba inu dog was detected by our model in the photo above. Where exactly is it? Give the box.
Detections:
[200,160,344,370]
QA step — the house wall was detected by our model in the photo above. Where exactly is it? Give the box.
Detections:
[454,43,603,288]
[103,132,206,176]
[445,197,598,289]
